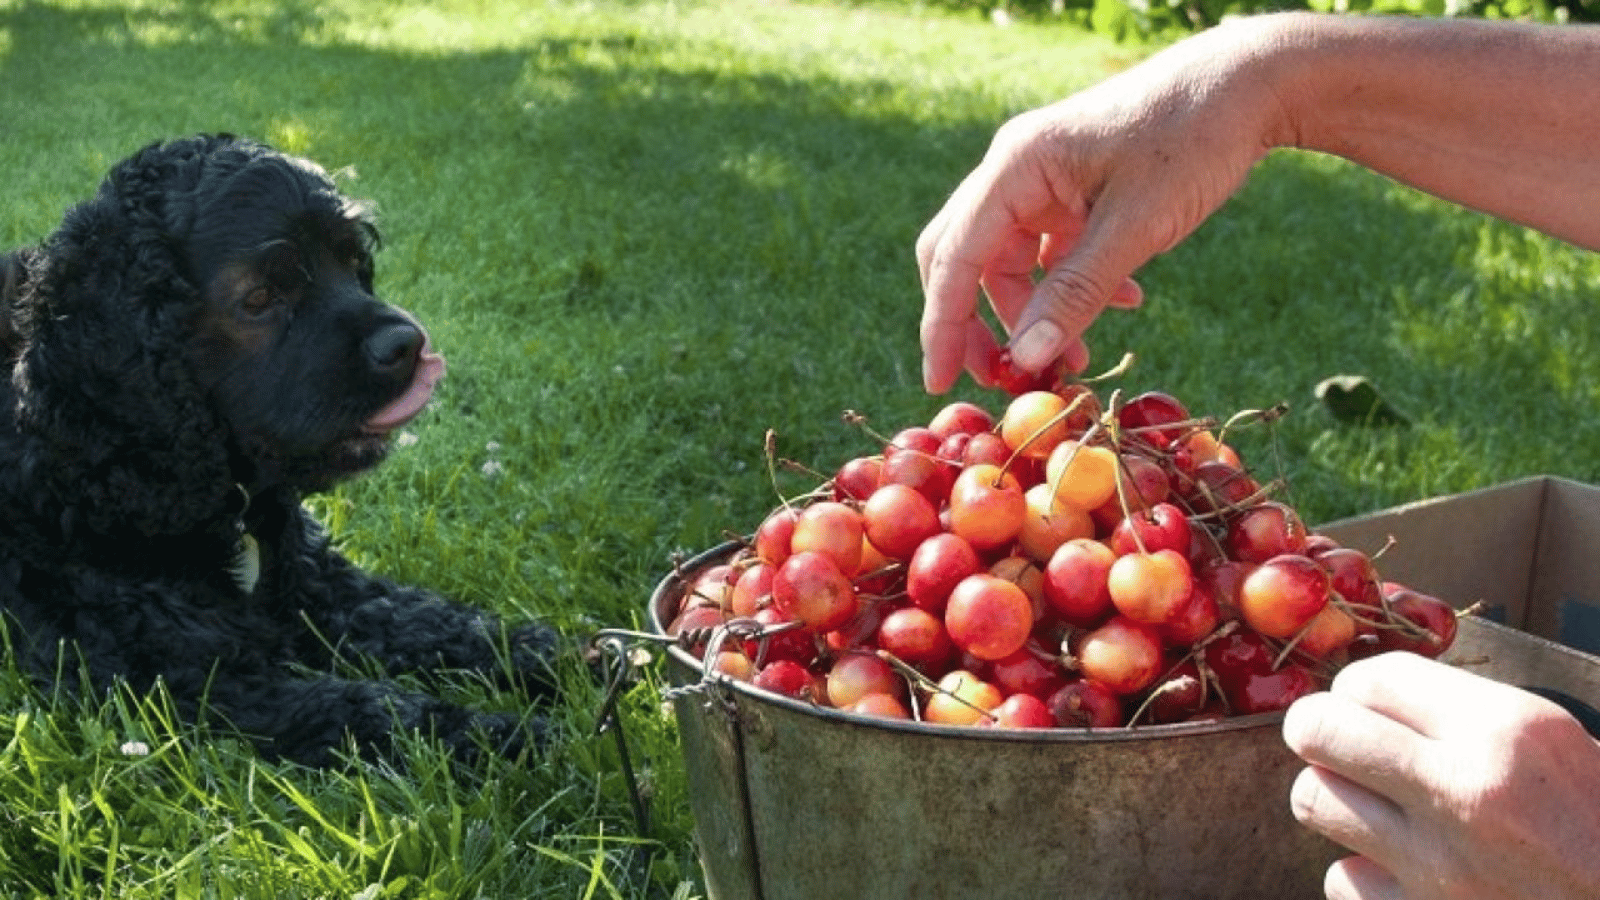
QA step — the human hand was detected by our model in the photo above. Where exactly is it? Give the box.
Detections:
[1282,651,1600,899]
[914,17,1294,393]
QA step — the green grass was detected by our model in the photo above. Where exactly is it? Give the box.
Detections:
[2,1,1598,896]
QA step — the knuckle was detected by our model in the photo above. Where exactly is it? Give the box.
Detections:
[1033,266,1111,322]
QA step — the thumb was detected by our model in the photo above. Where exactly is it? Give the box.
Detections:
[1008,243,1136,374]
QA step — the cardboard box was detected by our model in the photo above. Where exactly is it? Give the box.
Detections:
[1319,475,1600,707]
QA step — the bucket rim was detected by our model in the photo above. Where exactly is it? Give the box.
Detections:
[649,540,1291,744]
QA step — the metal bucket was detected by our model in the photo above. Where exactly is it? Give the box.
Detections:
[650,543,1344,900]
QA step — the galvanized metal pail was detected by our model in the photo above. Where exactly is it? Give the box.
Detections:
[650,542,1343,900]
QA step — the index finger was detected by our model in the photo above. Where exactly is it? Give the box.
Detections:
[1283,690,1436,812]
[917,178,1015,393]
[1328,650,1527,740]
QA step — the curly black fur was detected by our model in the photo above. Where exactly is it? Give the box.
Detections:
[0,135,558,767]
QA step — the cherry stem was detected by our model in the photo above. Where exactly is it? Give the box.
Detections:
[873,649,994,723]
[1078,351,1137,385]
[998,388,1098,481]
[1217,402,1289,444]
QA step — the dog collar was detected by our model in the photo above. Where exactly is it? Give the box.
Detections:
[229,532,261,594]
[226,483,260,594]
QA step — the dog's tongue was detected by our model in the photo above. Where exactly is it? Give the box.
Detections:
[364,341,446,434]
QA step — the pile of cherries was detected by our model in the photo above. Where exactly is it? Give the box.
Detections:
[665,362,1458,729]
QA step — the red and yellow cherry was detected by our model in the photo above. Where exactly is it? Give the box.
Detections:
[1106,549,1195,627]
[944,574,1034,661]
[826,650,903,709]
[924,670,1004,725]
[1074,615,1165,695]
[1238,553,1330,639]
[1001,390,1073,460]
[850,692,912,720]
[790,501,864,576]
[948,464,1026,552]
[1292,601,1358,659]
[1018,483,1095,563]
[1044,440,1120,511]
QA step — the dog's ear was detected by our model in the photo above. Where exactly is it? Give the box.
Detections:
[0,247,31,356]
[11,140,241,541]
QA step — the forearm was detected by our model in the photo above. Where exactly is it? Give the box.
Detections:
[1250,13,1600,250]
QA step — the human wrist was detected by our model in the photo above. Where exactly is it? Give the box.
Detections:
[1217,12,1346,155]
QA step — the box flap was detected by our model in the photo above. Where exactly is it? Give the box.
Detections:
[1317,477,1547,630]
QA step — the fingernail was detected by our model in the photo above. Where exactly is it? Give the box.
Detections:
[1010,321,1062,372]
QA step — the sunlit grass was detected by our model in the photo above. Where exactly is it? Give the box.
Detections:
[2,0,1598,895]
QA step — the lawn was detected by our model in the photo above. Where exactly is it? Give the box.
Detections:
[1,0,1598,897]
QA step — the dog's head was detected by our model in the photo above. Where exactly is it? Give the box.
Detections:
[8,135,444,538]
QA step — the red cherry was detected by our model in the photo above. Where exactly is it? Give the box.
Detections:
[876,606,955,669]
[1372,586,1458,658]
[1042,538,1116,626]
[907,533,983,615]
[861,484,942,561]
[1117,391,1190,449]
[986,693,1056,729]
[772,551,858,634]
[986,347,1063,396]
[927,401,995,440]
[832,456,884,503]
[752,659,815,698]
[989,643,1069,699]
[1139,660,1208,724]
[1109,502,1192,557]
[1224,661,1322,715]
[884,426,942,459]
[1046,679,1125,728]
[1226,501,1310,564]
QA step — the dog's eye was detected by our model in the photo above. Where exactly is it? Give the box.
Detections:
[239,286,284,319]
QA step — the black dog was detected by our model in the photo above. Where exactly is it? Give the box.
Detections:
[0,135,557,767]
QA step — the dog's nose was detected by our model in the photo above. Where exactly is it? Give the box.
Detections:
[363,322,424,373]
